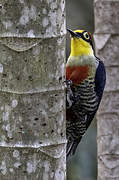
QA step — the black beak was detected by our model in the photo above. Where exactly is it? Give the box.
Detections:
[67,28,80,38]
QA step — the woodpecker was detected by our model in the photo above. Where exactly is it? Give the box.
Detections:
[66,29,106,157]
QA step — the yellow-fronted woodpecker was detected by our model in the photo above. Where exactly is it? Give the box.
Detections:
[66,29,106,157]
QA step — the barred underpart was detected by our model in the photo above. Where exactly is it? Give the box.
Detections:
[66,77,98,141]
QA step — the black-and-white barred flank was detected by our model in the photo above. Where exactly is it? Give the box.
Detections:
[66,78,99,156]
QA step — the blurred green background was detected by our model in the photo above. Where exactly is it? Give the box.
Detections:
[66,0,97,180]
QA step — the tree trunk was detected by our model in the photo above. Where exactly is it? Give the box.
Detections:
[94,0,119,179]
[0,0,66,179]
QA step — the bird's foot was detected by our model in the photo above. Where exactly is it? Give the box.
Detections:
[64,79,73,88]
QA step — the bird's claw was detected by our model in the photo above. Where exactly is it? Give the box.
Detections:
[64,80,73,88]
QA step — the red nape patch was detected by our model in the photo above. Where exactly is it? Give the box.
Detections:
[89,32,93,40]
[66,65,89,85]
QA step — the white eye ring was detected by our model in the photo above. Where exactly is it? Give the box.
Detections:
[83,32,90,40]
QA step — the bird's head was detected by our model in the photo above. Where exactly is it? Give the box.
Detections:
[67,29,94,57]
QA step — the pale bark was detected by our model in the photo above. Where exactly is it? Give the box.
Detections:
[94,0,119,179]
[0,0,66,179]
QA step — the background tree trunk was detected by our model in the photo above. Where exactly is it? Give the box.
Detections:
[94,0,119,179]
[0,0,66,179]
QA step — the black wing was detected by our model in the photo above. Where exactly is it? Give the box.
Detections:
[95,58,106,102]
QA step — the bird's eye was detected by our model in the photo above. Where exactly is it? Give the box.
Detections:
[83,32,90,40]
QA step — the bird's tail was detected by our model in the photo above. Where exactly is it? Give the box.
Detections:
[66,138,82,158]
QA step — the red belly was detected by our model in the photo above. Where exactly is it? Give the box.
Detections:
[66,65,89,85]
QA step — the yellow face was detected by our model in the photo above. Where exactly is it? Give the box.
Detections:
[70,30,93,57]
